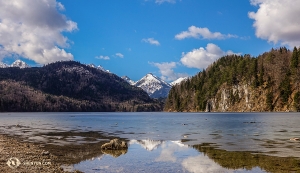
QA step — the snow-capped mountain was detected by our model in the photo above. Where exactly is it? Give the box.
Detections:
[121,76,135,85]
[87,63,110,72]
[0,62,9,68]
[134,73,172,98]
[0,60,30,68]
[170,77,188,86]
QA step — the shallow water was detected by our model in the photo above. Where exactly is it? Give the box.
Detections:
[1,112,300,172]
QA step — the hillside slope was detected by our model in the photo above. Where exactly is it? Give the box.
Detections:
[164,47,300,112]
[0,61,162,112]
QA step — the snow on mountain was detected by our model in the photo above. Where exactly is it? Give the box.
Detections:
[0,62,9,68]
[87,63,110,73]
[10,60,30,68]
[134,73,171,98]
[121,76,135,85]
[0,60,30,68]
[170,77,188,86]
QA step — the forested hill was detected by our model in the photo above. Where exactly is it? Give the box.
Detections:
[165,47,300,112]
[0,61,162,112]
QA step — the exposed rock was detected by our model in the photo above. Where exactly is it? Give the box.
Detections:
[101,139,128,150]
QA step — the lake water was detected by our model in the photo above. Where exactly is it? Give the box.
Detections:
[1,112,300,172]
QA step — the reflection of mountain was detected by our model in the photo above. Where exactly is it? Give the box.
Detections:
[192,143,300,172]
[130,139,164,151]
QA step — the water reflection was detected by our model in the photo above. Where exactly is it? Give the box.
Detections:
[72,140,270,173]
[101,149,127,158]
[1,113,300,172]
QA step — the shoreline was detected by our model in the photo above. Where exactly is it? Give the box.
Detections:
[0,134,72,173]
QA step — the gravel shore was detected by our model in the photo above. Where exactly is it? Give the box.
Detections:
[0,134,73,173]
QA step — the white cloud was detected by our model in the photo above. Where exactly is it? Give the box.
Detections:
[155,0,176,4]
[142,38,160,46]
[175,26,237,40]
[115,53,124,58]
[180,43,238,69]
[150,61,188,81]
[249,0,300,47]
[0,0,77,64]
[96,55,110,60]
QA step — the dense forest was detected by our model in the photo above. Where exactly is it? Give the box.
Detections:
[0,61,163,112]
[165,47,300,112]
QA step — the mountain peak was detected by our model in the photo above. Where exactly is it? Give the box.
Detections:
[10,60,30,68]
[0,62,9,68]
[135,73,171,98]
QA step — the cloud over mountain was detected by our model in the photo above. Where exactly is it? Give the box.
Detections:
[150,62,188,81]
[180,43,237,70]
[0,0,77,64]
[249,0,300,47]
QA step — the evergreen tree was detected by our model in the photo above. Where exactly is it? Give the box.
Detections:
[291,47,298,69]
[266,91,274,111]
[294,91,300,112]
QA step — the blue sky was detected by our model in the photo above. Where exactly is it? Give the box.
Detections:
[0,0,300,82]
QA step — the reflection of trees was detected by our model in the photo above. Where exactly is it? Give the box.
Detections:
[101,149,127,158]
[193,143,300,172]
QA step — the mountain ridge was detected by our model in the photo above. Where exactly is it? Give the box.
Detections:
[0,61,163,112]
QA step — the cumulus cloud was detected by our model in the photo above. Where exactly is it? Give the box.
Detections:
[175,26,237,40]
[150,61,188,81]
[180,43,237,69]
[0,0,77,64]
[248,0,300,47]
[155,0,176,4]
[142,38,160,46]
[96,55,110,60]
[115,53,124,58]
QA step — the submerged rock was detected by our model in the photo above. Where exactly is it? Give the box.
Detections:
[101,138,128,150]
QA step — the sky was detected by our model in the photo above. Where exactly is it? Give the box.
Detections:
[0,0,300,82]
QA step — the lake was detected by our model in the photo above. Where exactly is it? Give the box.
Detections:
[0,112,300,172]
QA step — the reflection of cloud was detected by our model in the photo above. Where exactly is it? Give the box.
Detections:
[182,155,233,173]
[155,143,177,162]
[155,141,189,163]
[171,140,187,148]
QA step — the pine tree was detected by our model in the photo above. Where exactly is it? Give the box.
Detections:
[294,91,300,112]
[291,47,298,69]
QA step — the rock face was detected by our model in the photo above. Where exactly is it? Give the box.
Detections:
[204,83,254,112]
[101,139,128,150]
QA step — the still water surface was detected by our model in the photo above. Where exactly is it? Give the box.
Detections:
[0,112,300,172]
